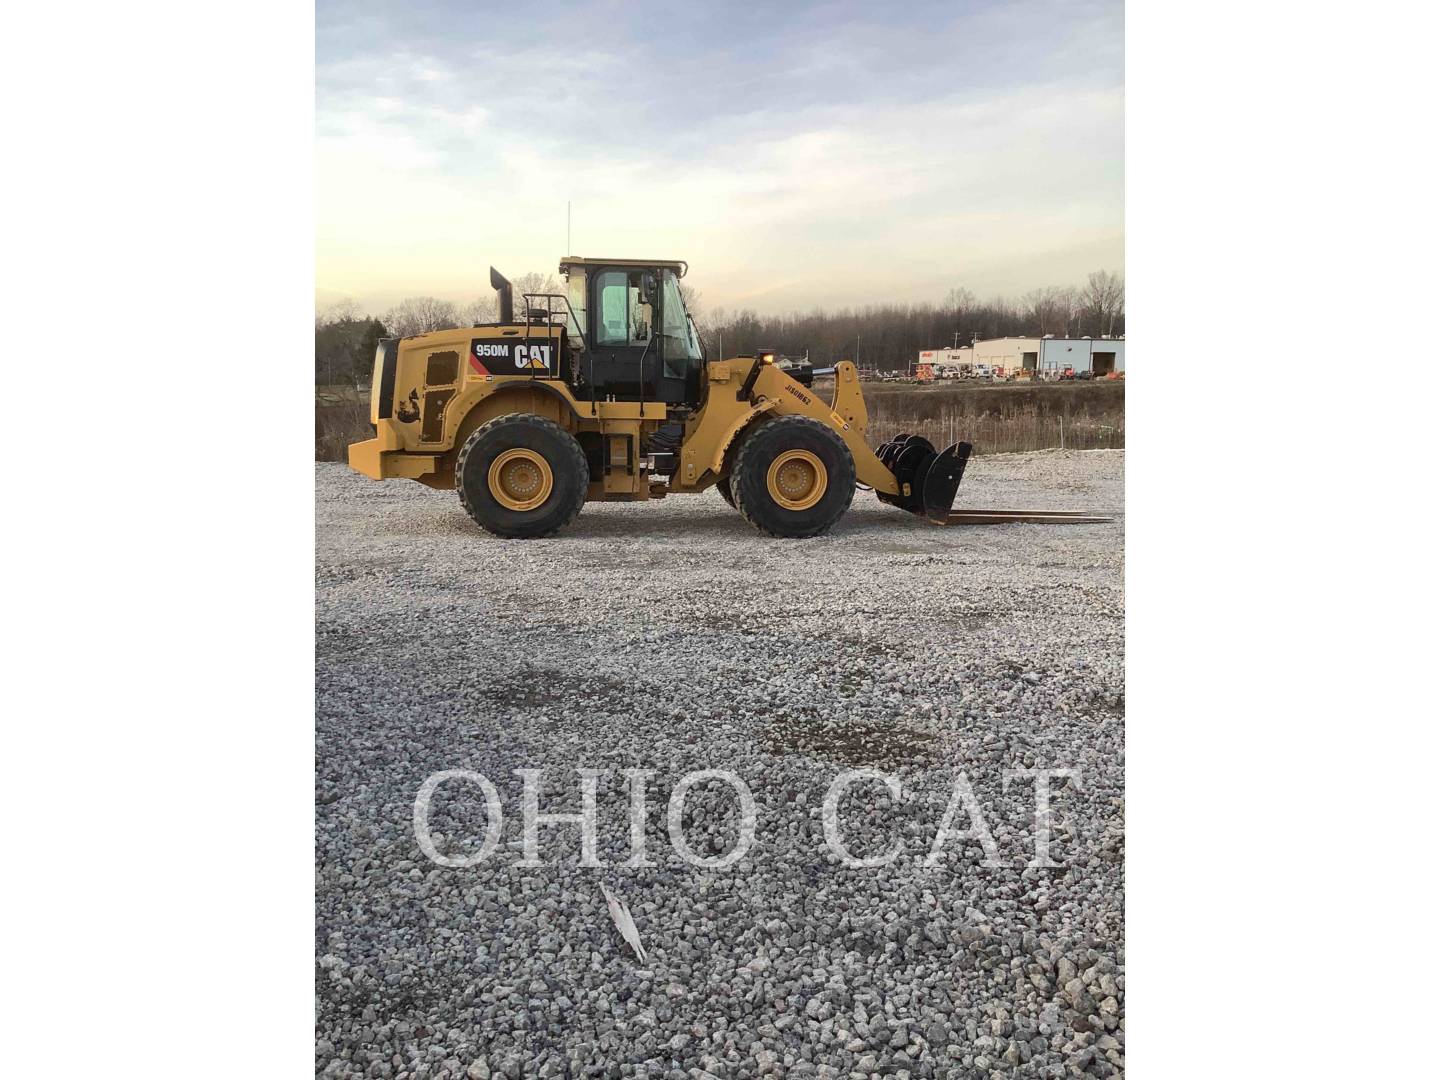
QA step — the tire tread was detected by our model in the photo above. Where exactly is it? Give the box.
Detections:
[454,413,587,538]
[730,415,855,538]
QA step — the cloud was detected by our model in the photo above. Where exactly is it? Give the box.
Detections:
[316,0,1123,313]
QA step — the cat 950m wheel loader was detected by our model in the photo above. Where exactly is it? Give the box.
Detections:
[347,257,1104,538]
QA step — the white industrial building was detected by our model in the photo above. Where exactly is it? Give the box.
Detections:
[916,347,974,369]
[917,338,1125,377]
[970,337,1125,377]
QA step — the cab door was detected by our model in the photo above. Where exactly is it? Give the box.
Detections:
[587,268,655,400]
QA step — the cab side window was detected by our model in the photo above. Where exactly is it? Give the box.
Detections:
[595,271,652,347]
[596,271,628,345]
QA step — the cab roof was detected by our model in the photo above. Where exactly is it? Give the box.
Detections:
[559,256,687,277]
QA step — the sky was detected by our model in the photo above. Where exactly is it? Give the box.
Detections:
[316,0,1123,317]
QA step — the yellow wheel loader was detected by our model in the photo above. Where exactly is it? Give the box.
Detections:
[347,258,1104,538]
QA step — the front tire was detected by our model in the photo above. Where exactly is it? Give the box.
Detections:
[455,414,587,538]
[730,416,855,537]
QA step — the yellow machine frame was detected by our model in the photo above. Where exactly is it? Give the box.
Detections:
[348,325,903,503]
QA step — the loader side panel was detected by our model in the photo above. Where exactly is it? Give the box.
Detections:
[668,359,771,490]
[421,388,456,442]
[378,326,569,453]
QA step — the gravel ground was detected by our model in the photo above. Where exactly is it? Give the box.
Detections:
[316,450,1125,1079]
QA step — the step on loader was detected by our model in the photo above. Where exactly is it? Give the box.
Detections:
[347,258,1110,538]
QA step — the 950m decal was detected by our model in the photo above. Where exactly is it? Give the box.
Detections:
[469,339,554,376]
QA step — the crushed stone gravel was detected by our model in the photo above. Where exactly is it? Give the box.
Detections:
[316,449,1125,1079]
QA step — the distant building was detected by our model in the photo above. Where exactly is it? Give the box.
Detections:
[970,337,1125,377]
[916,347,974,369]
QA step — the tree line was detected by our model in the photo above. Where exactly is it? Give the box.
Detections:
[315,269,1122,385]
[691,270,1124,371]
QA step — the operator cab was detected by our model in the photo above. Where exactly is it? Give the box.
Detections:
[557,257,705,406]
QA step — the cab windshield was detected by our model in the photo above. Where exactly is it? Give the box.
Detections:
[660,270,702,363]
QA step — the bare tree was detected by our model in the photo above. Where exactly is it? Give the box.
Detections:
[382,297,460,338]
[1059,286,1084,337]
[509,271,562,316]
[676,284,715,353]
[460,295,498,326]
[679,283,705,327]
[1105,274,1125,336]
[696,302,726,357]
[1023,286,1072,336]
[943,286,976,311]
[1083,270,1125,336]
[678,283,702,314]
[316,298,361,327]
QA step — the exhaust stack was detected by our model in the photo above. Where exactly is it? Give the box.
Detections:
[490,266,514,324]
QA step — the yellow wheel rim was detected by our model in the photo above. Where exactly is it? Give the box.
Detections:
[766,449,827,511]
[487,448,553,511]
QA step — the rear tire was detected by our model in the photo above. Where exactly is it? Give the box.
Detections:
[716,475,735,508]
[731,416,855,537]
[455,414,587,538]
